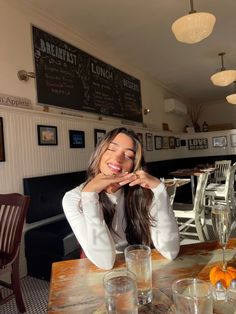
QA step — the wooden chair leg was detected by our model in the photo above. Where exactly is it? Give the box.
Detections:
[11,255,26,313]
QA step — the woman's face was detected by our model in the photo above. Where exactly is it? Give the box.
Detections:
[99,133,136,175]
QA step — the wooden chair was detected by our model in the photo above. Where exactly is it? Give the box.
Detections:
[205,163,236,213]
[0,193,30,313]
[173,173,209,242]
[211,160,231,183]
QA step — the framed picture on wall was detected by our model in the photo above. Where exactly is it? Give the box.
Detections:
[230,134,236,147]
[180,139,186,147]
[212,136,227,148]
[162,123,169,131]
[145,133,153,151]
[162,136,169,149]
[94,129,106,146]
[154,136,162,150]
[37,125,58,145]
[175,138,180,147]
[69,130,85,148]
[0,117,5,161]
[169,136,176,149]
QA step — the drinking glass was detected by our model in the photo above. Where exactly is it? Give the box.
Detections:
[103,269,138,314]
[124,244,152,305]
[211,203,232,271]
[172,278,213,314]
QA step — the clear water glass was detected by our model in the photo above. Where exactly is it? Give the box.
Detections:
[124,244,152,305]
[103,269,138,314]
[172,278,213,314]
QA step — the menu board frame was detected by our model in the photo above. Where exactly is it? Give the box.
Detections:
[32,26,143,122]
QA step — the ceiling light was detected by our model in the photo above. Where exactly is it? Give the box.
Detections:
[210,52,236,87]
[171,0,216,44]
[226,81,236,105]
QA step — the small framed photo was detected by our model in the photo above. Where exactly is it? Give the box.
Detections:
[0,117,5,162]
[94,129,106,146]
[146,133,153,151]
[181,139,186,147]
[69,130,85,148]
[230,134,236,147]
[37,125,58,145]
[154,136,162,150]
[175,138,180,147]
[162,136,169,149]
[162,123,169,131]
[169,136,176,149]
[212,136,227,148]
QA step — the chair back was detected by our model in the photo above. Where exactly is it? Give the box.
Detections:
[228,163,236,207]
[214,160,231,183]
[193,172,209,215]
[0,193,30,266]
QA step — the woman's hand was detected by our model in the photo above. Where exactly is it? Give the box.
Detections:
[120,170,160,189]
[82,172,137,193]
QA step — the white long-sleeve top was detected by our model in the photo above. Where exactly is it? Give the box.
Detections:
[62,182,180,270]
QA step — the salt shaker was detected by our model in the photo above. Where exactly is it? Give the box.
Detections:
[213,281,226,301]
[227,279,236,302]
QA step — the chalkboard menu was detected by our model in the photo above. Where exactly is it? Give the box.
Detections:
[32,26,143,122]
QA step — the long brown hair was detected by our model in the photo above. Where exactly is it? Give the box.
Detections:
[86,127,155,246]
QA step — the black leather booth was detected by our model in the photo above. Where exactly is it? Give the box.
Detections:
[23,171,86,281]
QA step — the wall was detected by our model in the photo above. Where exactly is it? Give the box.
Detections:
[2,104,236,195]
[199,100,236,129]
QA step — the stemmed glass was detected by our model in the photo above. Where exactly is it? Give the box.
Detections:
[211,203,233,271]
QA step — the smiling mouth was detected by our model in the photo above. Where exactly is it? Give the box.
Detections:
[107,163,122,173]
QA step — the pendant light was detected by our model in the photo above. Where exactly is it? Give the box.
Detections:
[226,81,236,105]
[171,0,216,44]
[210,52,236,87]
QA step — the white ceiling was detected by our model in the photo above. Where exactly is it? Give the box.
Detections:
[19,0,236,105]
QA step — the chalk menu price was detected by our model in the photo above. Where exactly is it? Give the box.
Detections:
[32,26,143,122]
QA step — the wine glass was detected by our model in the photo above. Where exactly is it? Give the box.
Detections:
[211,203,232,271]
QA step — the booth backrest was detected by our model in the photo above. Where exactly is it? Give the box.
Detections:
[23,171,86,223]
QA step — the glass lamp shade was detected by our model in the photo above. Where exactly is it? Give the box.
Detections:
[210,70,236,87]
[226,93,236,105]
[171,12,216,44]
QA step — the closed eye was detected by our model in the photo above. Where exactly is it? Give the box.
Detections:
[125,153,135,160]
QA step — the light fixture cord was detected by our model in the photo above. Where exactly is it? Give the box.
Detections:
[189,0,196,14]
[219,52,226,71]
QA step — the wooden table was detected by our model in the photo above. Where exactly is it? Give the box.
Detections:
[48,239,236,313]
[163,178,191,188]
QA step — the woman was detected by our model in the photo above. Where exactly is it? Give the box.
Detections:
[63,127,180,269]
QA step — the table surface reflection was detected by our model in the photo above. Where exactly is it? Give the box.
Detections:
[48,239,236,314]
